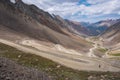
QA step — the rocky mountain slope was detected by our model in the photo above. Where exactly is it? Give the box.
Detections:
[65,20,89,37]
[0,42,120,80]
[0,57,50,80]
[86,19,120,36]
[101,20,120,49]
[0,0,92,52]
[65,19,119,36]
[0,1,120,79]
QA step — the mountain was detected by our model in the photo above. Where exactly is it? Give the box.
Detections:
[81,19,119,36]
[0,0,91,52]
[101,20,120,49]
[50,15,80,36]
[65,19,119,36]
[65,20,89,37]
[93,19,119,27]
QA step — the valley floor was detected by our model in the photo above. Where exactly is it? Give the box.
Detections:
[0,39,120,72]
[0,42,120,80]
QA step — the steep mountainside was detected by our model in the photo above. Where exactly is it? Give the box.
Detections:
[65,20,89,37]
[66,19,119,36]
[0,0,91,52]
[81,20,119,36]
[87,19,120,36]
[101,20,120,47]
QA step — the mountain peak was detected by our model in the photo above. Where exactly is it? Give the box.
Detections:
[15,0,24,5]
[15,0,22,3]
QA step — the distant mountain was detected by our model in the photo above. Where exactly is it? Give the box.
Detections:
[65,20,89,37]
[82,19,120,36]
[66,19,119,36]
[0,0,91,52]
[101,19,120,48]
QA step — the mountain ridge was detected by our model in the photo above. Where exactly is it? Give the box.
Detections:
[0,0,92,52]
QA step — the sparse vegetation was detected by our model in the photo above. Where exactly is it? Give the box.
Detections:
[0,43,120,80]
[97,48,108,53]
[110,53,120,56]
[90,36,99,41]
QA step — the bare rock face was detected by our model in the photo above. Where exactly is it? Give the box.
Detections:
[15,0,23,5]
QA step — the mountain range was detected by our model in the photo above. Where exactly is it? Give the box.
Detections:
[0,0,120,54]
[66,19,120,36]
[0,0,92,53]
[101,19,120,50]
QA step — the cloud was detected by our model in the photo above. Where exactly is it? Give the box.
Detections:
[87,0,107,4]
[79,0,120,15]
[10,0,120,22]
[45,0,120,17]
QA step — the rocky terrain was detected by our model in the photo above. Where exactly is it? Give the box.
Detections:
[0,57,51,80]
[99,20,120,57]
[65,19,120,36]
[0,0,120,80]
[85,19,120,36]
[101,20,120,47]
[0,43,120,80]
[0,0,91,53]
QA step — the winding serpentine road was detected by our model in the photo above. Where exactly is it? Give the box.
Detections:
[0,39,120,72]
[87,42,98,57]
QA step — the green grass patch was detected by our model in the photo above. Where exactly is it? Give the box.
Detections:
[97,48,108,53]
[111,53,120,56]
[0,43,120,80]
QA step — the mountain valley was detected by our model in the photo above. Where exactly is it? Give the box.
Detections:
[0,0,120,80]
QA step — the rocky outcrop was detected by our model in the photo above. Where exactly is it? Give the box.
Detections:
[0,57,51,80]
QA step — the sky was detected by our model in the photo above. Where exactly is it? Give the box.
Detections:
[10,0,120,22]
